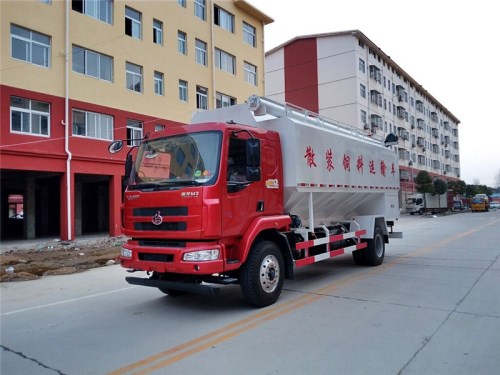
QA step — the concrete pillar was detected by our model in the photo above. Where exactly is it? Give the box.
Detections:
[25,178,36,240]
[75,182,82,236]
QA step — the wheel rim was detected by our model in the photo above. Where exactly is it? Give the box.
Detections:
[374,235,384,257]
[259,255,280,293]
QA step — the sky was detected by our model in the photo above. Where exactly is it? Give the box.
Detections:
[249,0,500,187]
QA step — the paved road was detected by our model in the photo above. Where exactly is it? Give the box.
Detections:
[1,210,500,374]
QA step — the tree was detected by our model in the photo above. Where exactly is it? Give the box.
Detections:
[433,178,448,211]
[415,171,434,209]
[447,180,466,196]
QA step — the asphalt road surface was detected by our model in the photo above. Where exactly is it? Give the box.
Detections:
[1,210,500,375]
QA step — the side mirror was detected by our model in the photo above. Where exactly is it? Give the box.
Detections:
[108,141,124,154]
[384,133,399,147]
[246,138,260,167]
[246,166,261,182]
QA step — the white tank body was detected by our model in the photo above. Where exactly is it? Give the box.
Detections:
[192,96,400,227]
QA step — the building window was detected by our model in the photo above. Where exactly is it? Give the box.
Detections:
[72,109,113,140]
[72,0,112,24]
[72,45,112,81]
[360,84,366,98]
[126,62,142,92]
[178,0,186,7]
[215,48,235,74]
[11,24,50,67]
[243,22,256,47]
[153,19,163,45]
[127,119,143,146]
[177,31,187,54]
[195,39,207,66]
[154,71,164,95]
[125,7,141,39]
[244,61,257,85]
[155,124,165,131]
[194,0,205,20]
[196,86,208,110]
[216,92,236,108]
[358,58,365,73]
[360,110,367,125]
[179,80,188,101]
[214,5,234,33]
[10,96,50,136]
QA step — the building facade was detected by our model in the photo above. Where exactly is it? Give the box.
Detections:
[0,0,272,241]
[265,30,461,204]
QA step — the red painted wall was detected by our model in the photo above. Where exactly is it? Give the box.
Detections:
[1,85,185,239]
[283,38,319,112]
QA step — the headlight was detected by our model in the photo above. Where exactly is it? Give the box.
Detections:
[183,249,219,261]
[121,247,132,259]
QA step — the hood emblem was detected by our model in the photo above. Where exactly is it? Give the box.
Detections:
[152,211,163,226]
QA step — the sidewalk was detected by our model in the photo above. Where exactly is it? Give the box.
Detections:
[0,234,126,254]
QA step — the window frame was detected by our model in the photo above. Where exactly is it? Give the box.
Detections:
[195,39,207,66]
[72,108,113,141]
[10,96,50,137]
[72,45,113,82]
[194,0,206,20]
[10,24,51,68]
[153,19,163,45]
[244,61,257,85]
[214,5,234,33]
[126,62,143,93]
[72,0,113,24]
[177,31,187,55]
[154,71,164,96]
[179,80,188,102]
[196,86,208,110]
[243,22,256,47]
[125,6,141,39]
[216,92,236,108]
[126,119,143,146]
[215,48,235,74]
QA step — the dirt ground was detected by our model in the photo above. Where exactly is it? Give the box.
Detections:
[0,237,123,282]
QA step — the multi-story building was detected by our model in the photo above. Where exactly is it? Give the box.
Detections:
[265,30,461,203]
[0,0,272,241]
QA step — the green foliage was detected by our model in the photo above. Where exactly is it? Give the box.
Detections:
[433,178,448,195]
[415,171,434,194]
[465,184,493,197]
[447,180,466,196]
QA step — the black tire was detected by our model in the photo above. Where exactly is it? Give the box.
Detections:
[158,288,186,297]
[352,249,366,265]
[364,226,385,266]
[240,241,284,307]
[418,208,424,215]
[410,212,414,216]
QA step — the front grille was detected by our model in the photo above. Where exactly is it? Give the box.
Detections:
[133,207,188,217]
[138,253,174,262]
[138,240,186,247]
[134,222,187,231]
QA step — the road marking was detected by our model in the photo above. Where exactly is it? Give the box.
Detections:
[1,286,137,317]
[109,217,500,375]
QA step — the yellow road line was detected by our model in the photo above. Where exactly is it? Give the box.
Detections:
[109,217,500,375]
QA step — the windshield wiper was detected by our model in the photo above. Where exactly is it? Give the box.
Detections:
[128,180,202,191]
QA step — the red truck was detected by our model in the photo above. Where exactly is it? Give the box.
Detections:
[109,96,401,307]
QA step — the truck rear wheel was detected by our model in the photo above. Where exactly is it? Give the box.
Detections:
[364,226,385,266]
[240,241,284,307]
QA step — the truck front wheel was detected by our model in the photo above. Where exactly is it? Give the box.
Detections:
[364,226,385,266]
[240,241,284,307]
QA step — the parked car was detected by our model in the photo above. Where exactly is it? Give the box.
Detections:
[452,200,464,211]
[490,201,500,210]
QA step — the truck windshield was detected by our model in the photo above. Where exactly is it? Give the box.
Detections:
[131,131,221,188]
